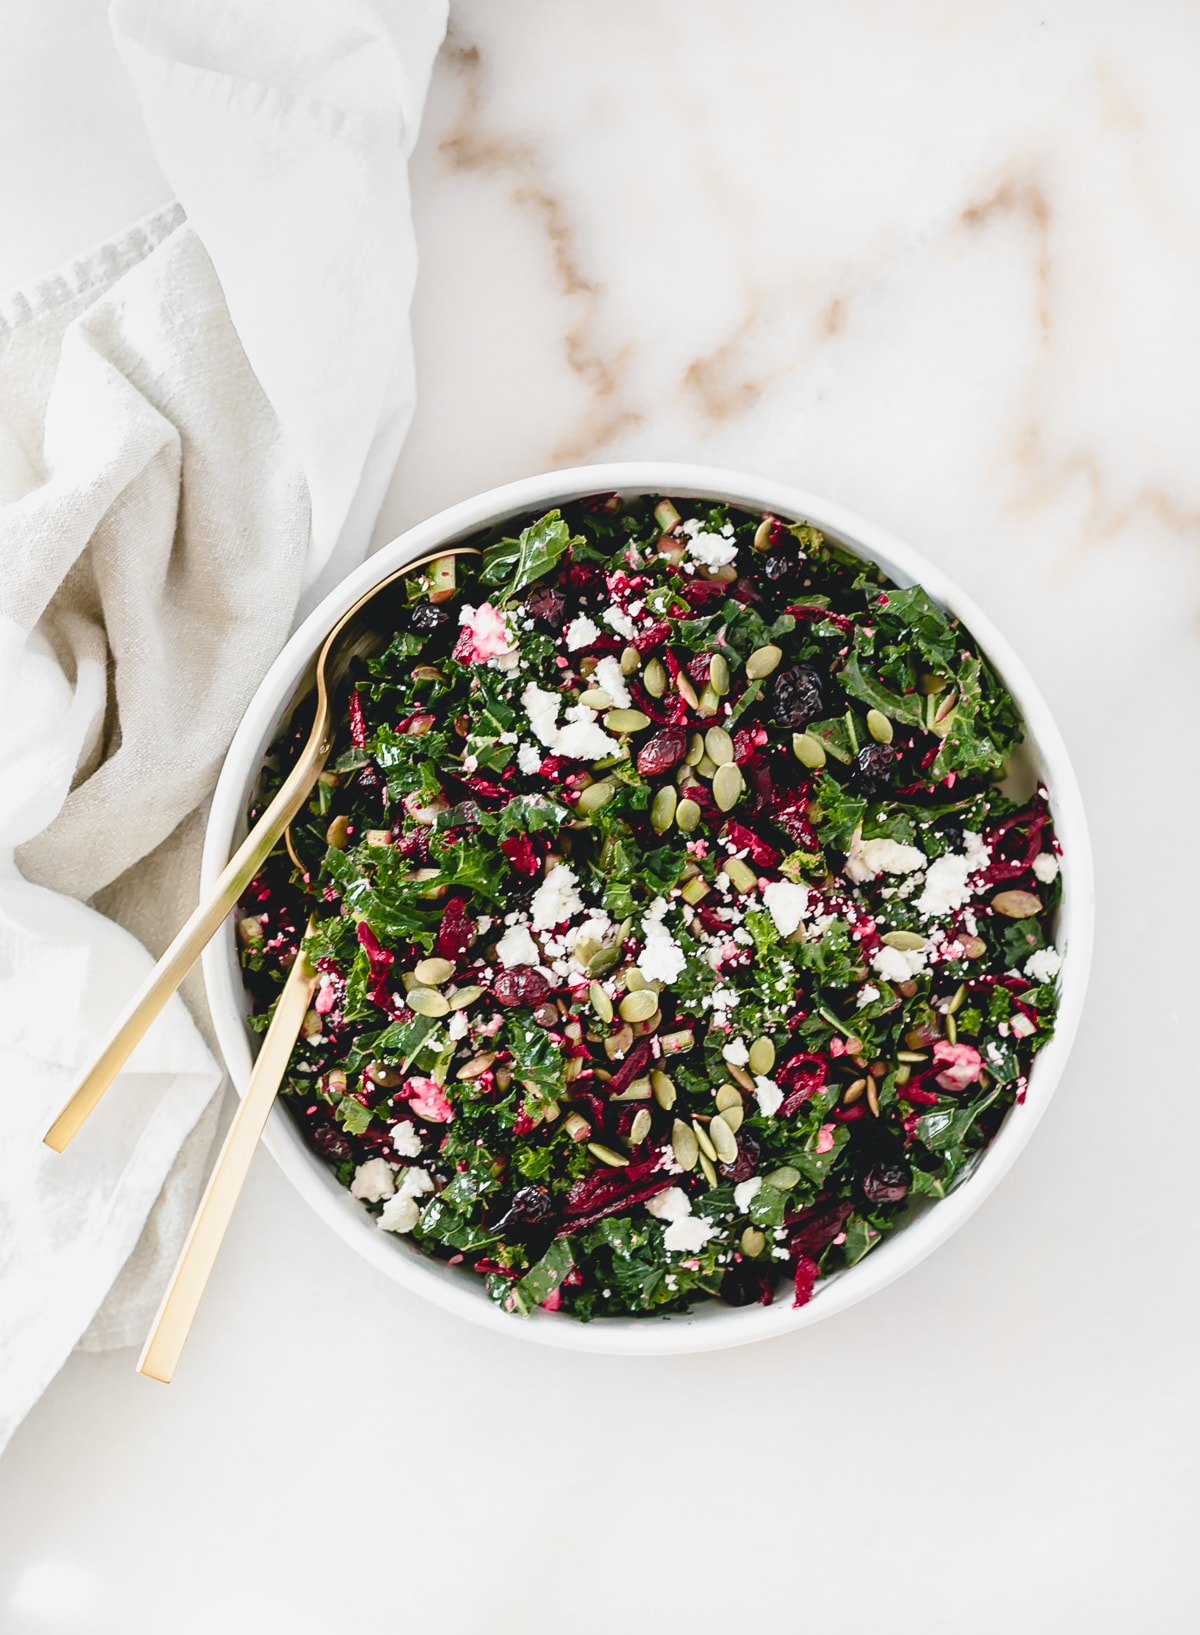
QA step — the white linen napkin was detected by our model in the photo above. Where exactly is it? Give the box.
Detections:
[0,0,447,1453]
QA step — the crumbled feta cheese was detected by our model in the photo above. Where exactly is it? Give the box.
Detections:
[447,1010,469,1041]
[496,923,540,967]
[871,943,928,982]
[350,1157,395,1202]
[377,1166,435,1234]
[521,682,618,761]
[1032,851,1060,883]
[762,880,808,937]
[844,833,926,884]
[565,614,600,651]
[516,743,543,775]
[665,1214,717,1254]
[733,1177,762,1212]
[531,862,585,930]
[856,983,881,1008]
[637,897,687,983]
[645,1187,691,1223]
[591,654,632,709]
[753,1075,784,1117]
[602,605,637,640]
[722,1038,750,1067]
[390,1120,423,1158]
[916,831,990,918]
[456,602,517,665]
[1024,947,1062,984]
[681,518,738,569]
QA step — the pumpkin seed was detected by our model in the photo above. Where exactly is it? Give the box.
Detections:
[651,1070,676,1109]
[709,653,731,695]
[579,687,616,709]
[721,1101,744,1133]
[686,731,705,766]
[366,1059,405,1087]
[587,943,621,978]
[589,981,613,1023]
[715,1083,743,1112]
[764,1166,800,1190]
[676,798,702,833]
[651,785,678,833]
[896,1050,927,1063]
[695,754,718,780]
[958,934,987,959]
[587,1142,629,1168]
[619,989,659,1024]
[866,1077,881,1117]
[741,1226,767,1258]
[894,1064,911,1087]
[604,1023,634,1059]
[414,957,454,987]
[947,982,967,1015]
[881,929,926,951]
[705,726,734,765]
[448,984,484,1009]
[692,1120,718,1163]
[726,1063,755,1093]
[457,1051,496,1080]
[698,1153,718,1187]
[672,1119,699,1170]
[713,762,745,811]
[605,708,651,734]
[945,1013,958,1045]
[745,643,782,680]
[644,658,667,697]
[407,987,449,1017]
[843,1078,866,1105]
[629,1108,652,1146]
[620,644,641,675]
[710,1114,738,1164]
[721,857,758,894]
[325,813,351,849]
[792,732,826,769]
[992,889,1042,919]
[576,781,616,815]
[748,1036,775,1076]
[676,672,700,709]
[866,708,893,744]
[625,968,652,991]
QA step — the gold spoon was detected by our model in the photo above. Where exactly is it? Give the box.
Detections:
[43,545,479,1152]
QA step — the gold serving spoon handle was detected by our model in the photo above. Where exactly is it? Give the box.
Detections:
[43,545,480,1153]
[137,936,318,1382]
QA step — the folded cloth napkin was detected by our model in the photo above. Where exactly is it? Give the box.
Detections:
[0,0,447,1453]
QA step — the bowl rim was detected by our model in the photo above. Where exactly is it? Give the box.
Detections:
[201,461,1095,1355]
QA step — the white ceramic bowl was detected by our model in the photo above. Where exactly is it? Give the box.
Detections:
[202,462,1094,1354]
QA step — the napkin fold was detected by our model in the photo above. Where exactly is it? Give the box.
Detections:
[0,0,447,1453]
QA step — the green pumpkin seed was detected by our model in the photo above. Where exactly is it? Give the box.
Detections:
[721,1101,744,1133]
[587,943,621,978]
[843,1078,866,1105]
[695,754,718,780]
[698,1153,718,1188]
[741,1226,766,1258]
[620,645,641,675]
[764,1165,800,1190]
[705,726,734,765]
[629,1108,652,1146]
[413,957,454,987]
[587,1142,629,1168]
[448,984,484,1009]
[709,653,731,695]
[881,930,926,951]
[947,982,967,1015]
[604,1023,634,1059]
[752,516,775,551]
[644,658,667,697]
[748,1036,775,1075]
[625,968,651,992]
[745,644,782,680]
[676,798,701,833]
[715,1083,743,1112]
[576,781,616,816]
[726,1063,755,1093]
[589,980,613,1023]
[709,1114,738,1164]
[713,762,744,812]
[676,672,700,710]
[866,708,893,744]
[651,1070,676,1109]
[325,813,351,849]
[693,1120,718,1163]
[619,989,659,1024]
[456,1052,496,1080]
[721,857,758,894]
[651,784,677,833]
[577,687,614,709]
[605,708,651,734]
[792,732,826,769]
[686,732,705,766]
[945,1014,958,1045]
[672,1119,699,1170]
[992,889,1042,919]
[407,987,450,1017]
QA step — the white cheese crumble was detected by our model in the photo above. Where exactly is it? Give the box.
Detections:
[637,897,687,983]
[591,654,632,709]
[762,879,808,937]
[447,1010,469,1041]
[531,862,585,930]
[377,1166,435,1234]
[517,743,543,774]
[722,1038,750,1067]
[521,681,619,761]
[1024,947,1062,984]
[844,833,927,884]
[602,605,637,640]
[350,1157,395,1202]
[871,943,928,982]
[496,923,540,967]
[644,1188,718,1254]
[645,1187,691,1223]
[1032,851,1060,883]
[856,983,881,1008]
[565,614,600,651]
[916,831,990,919]
[390,1120,423,1158]
[733,1177,762,1213]
[681,517,738,569]
[753,1075,784,1117]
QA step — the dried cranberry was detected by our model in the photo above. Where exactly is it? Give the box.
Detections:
[770,664,824,729]
[720,1261,776,1307]
[408,600,449,635]
[762,551,794,585]
[494,967,551,1007]
[636,727,687,775]
[492,1184,555,1233]
[436,895,475,961]
[309,1123,354,1164]
[851,741,896,797]
[859,1158,911,1206]
[719,1129,761,1184]
[524,585,568,628]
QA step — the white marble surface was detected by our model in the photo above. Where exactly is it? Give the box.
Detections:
[3,3,1199,1631]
